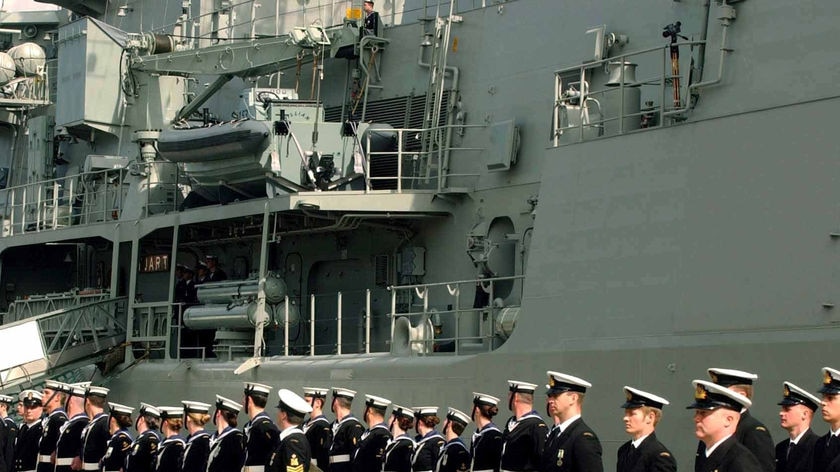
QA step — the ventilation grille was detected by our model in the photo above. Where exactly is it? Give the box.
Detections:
[324,92,450,129]
[374,254,392,287]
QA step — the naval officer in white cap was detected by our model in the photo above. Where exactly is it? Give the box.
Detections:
[302,387,332,471]
[435,407,471,472]
[383,405,415,472]
[412,406,445,472]
[469,393,502,472]
[243,382,280,472]
[37,380,70,472]
[689,379,762,472]
[774,381,820,472]
[812,367,840,472]
[353,394,392,472]
[81,385,110,471]
[328,388,364,472]
[706,368,774,472]
[155,406,186,472]
[54,383,90,472]
[207,395,246,472]
[500,380,547,472]
[181,401,212,472]
[541,371,602,472]
[0,393,16,472]
[616,386,676,472]
[101,402,133,472]
[268,389,312,472]
[125,403,161,472]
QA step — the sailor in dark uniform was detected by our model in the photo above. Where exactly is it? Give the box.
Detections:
[36,380,69,472]
[411,406,445,472]
[14,390,43,472]
[328,387,364,472]
[125,403,162,472]
[243,382,279,472]
[207,395,245,472]
[81,385,111,472]
[0,394,16,472]
[469,393,502,472]
[301,387,331,472]
[155,406,185,472]
[101,402,133,472]
[204,255,227,282]
[434,408,470,472]
[361,0,380,37]
[812,367,840,472]
[383,405,415,472]
[268,389,313,472]
[704,368,775,472]
[689,379,762,472]
[616,386,676,472]
[353,395,392,472]
[542,372,602,472]
[500,380,547,472]
[774,382,819,472]
[55,383,91,472]
[180,401,212,472]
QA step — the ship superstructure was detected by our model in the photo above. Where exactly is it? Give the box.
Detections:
[0,0,836,468]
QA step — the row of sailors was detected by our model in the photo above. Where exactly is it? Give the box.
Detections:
[2,365,840,472]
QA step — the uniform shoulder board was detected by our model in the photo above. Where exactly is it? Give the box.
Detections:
[756,426,767,432]
[660,452,671,457]
[120,439,131,451]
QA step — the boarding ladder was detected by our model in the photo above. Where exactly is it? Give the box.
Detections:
[0,297,128,390]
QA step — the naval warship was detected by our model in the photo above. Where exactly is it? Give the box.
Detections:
[0,0,836,468]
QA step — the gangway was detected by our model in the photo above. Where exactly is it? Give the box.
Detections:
[0,297,128,391]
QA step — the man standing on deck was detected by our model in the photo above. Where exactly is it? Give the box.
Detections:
[703,368,775,472]
[36,380,69,472]
[362,0,380,37]
[302,387,332,472]
[616,386,676,472]
[54,383,90,472]
[14,391,43,472]
[80,386,110,472]
[328,388,364,472]
[774,382,819,472]
[205,255,227,282]
[352,395,391,472]
[243,382,280,472]
[500,380,547,472]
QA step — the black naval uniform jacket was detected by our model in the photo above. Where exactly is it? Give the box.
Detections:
[155,435,185,472]
[81,413,110,470]
[245,412,280,469]
[411,431,445,472]
[812,432,840,472]
[206,426,245,472]
[302,415,331,470]
[125,429,161,472]
[13,420,42,472]
[383,434,414,472]
[470,423,502,472]
[0,416,18,472]
[616,433,676,472]
[737,412,775,472]
[500,411,547,472]
[181,431,210,472]
[774,429,817,472]
[434,438,470,472]
[542,417,603,472]
[100,429,132,472]
[36,409,67,472]
[268,426,311,472]
[352,423,391,472]
[54,413,89,472]
[695,435,762,472]
[328,415,364,472]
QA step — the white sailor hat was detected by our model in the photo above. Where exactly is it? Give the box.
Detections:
[138,403,161,418]
[707,368,759,387]
[182,401,211,414]
[0,394,14,404]
[159,406,184,420]
[20,390,43,406]
[109,402,134,416]
[687,379,751,411]
[244,382,272,397]
[621,386,670,409]
[85,386,110,398]
[472,392,500,407]
[446,407,470,427]
[392,404,414,419]
[819,367,840,395]
[778,382,820,411]
[276,389,313,416]
[44,380,71,393]
[332,387,356,401]
[414,406,439,417]
[215,395,242,413]
[303,387,329,398]
[546,371,591,396]
[69,382,91,397]
[507,380,538,394]
[365,394,391,411]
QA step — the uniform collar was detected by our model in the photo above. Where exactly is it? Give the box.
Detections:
[631,433,650,448]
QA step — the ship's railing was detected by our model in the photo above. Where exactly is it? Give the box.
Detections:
[5,289,111,326]
[0,297,127,390]
[363,124,486,194]
[0,161,186,237]
[551,39,706,147]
